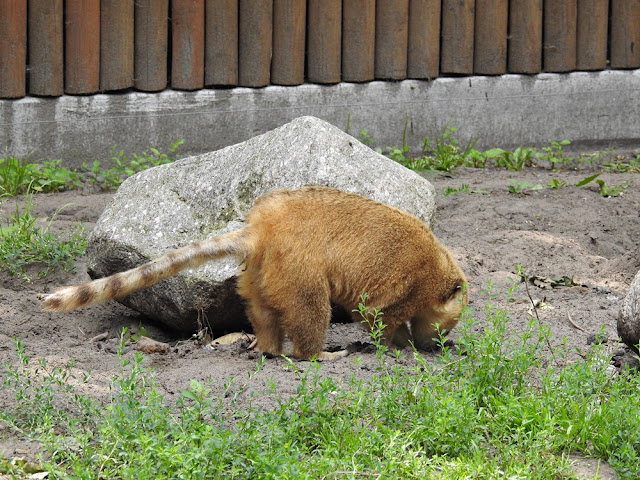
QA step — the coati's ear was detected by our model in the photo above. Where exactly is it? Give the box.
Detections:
[440,280,467,303]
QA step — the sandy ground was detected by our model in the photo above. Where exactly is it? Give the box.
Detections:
[1,164,638,479]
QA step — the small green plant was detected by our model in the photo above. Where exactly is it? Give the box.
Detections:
[0,194,86,280]
[575,173,628,197]
[492,146,538,171]
[463,148,489,168]
[603,154,640,173]
[507,179,544,194]
[354,292,388,362]
[35,159,83,192]
[539,139,571,170]
[420,123,479,172]
[547,178,568,189]
[443,184,471,196]
[0,154,82,196]
[359,128,378,149]
[596,178,628,197]
[442,184,488,196]
[83,139,183,190]
[575,173,601,187]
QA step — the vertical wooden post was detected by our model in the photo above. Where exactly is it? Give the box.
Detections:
[205,0,238,86]
[101,0,135,91]
[238,0,273,87]
[375,0,409,80]
[342,0,375,82]
[508,0,542,73]
[172,0,205,90]
[474,0,507,74]
[543,0,577,72]
[307,0,342,84]
[441,0,475,74]
[0,0,27,98]
[610,0,640,68]
[29,0,63,96]
[408,0,441,79]
[576,0,608,71]
[65,0,100,94]
[272,0,306,85]
[135,0,169,91]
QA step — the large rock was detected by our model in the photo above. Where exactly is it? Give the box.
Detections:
[619,271,640,353]
[87,116,437,333]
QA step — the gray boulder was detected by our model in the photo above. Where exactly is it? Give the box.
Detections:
[87,116,437,333]
[619,271,640,353]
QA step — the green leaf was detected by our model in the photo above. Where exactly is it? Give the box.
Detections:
[574,173,600,187]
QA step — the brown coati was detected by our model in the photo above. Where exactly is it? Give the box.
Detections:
[42,186,467,360]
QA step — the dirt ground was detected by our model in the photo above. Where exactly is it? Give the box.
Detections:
[1,163,638,478]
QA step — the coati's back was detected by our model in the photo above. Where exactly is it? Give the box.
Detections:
[243,186,465,308]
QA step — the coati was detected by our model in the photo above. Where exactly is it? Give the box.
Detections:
[42,186,467,360]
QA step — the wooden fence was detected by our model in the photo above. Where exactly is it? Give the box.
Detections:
[1,0,639,99]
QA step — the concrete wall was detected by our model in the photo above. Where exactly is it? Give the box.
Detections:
[1,69,639,168]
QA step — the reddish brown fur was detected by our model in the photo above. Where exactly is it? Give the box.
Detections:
[42,186,467,360]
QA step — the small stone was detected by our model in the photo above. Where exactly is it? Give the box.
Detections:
[586,332,608,345]
[618,270,640,353]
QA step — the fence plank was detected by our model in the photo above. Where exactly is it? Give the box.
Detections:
[543,0,577,72]
[205,0,238,86]
[172,0,205,90]
[441,0,475,74]
[28,0,63,96]
[508,0,542,73]
[101,0,135,91]
[135,0,168,91]
[0,0,26,98]
[307,0,342,84]
[375,0,409,79]
[474,0,507,74]
[238,0,272,87]
[342,0,375,82]
[576,0,608,71]
[65,0,100,94]
[610,0,640,68]
[272,0,306,85]
[408,0,441,79]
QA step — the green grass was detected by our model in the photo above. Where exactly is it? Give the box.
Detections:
[0,139,183,197]
[0,194,86,280]
[2,290,640,479]
[0,141,182,279]
[82,139,183,190]
[363,118,640,176]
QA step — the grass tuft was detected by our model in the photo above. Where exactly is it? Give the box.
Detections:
[0,194,86,280]
[2,290,640,478]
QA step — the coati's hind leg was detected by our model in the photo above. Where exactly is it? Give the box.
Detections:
[280,285,348,361]
[245,300,285,356]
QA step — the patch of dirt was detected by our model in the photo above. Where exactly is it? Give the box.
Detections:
[1,167,637,479]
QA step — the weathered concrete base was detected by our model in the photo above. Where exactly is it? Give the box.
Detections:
[2,70,639,168]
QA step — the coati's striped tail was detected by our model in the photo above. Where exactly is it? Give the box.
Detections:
[42,228,251,313]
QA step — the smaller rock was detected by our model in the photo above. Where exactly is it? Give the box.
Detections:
[586,332,608,346]
[89,331,109,343]
[618,270,640,353]
[136,336,170,354]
